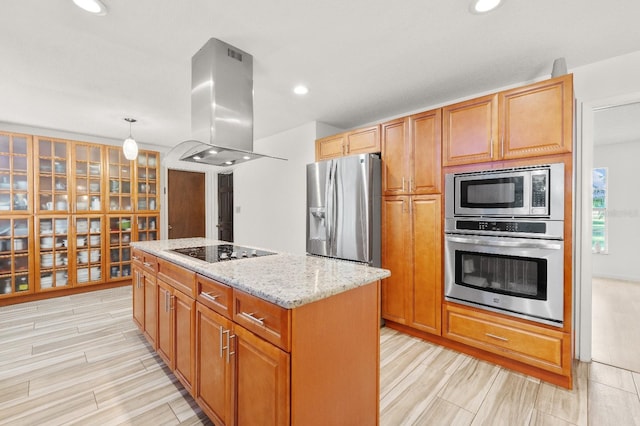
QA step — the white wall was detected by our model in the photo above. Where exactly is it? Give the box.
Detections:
[591,141,640,280]
[232,122,320,254]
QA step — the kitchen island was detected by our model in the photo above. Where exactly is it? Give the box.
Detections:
[130,238,390,426]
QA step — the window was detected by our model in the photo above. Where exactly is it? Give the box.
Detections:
[592,167,608,254]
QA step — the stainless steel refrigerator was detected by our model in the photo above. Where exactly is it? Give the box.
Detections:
[306,153,381,266]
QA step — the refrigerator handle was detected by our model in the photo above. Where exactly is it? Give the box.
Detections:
[329,160,339,255]
[325,161,334,254]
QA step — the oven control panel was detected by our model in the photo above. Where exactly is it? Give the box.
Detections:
[456,220,547,234]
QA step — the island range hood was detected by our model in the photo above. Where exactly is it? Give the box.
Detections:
[179,38,285,167]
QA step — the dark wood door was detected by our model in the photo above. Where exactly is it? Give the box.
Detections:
[167,169,205,239]
[217,173,233,242]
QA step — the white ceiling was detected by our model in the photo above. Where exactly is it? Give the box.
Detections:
[2,0,640,149]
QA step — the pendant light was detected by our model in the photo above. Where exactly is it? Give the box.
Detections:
[122,118,139,160]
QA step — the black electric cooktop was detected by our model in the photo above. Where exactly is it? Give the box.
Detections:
[171,244,276,263]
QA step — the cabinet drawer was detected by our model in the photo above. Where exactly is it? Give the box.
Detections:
[157,258,196,298]
[233,290,291,352]
[197,274,233,319]
[443,305,569,374]
[132,248,157,274]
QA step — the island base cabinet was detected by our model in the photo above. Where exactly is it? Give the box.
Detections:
[132,268,144,330]
[195,302,233,426]
[234,323,290,426]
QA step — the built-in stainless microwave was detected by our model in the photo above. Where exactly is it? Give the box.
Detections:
[445,163,564,220]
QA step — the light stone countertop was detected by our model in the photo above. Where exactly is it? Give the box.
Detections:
[131,238,390,309]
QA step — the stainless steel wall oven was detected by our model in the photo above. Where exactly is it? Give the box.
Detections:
[444,164,565,327]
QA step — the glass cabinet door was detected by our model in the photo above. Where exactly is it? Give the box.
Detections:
[36,216,69,290]
[108,215,132,280]
[135,151,159,212]
[36,138,70,214]
[106,147,132,212]
[0,217,32,296]
[135,214,159,242]
[75,216,103,284]
[74,144,103,214]
[0,132,32,214]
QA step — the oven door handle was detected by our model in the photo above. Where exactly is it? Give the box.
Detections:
[445,235,562,250]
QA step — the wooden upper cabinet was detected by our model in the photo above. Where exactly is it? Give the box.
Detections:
[0,132,32,215]
[315,125,380,161]
[381,118,409,195]
[443,75,573,166]
[500,74,573,159]
[411,109,442,194]
[382,109,441,195]
[442,94,498,166]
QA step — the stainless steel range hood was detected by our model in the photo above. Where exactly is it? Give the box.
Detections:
[179,38,285,167]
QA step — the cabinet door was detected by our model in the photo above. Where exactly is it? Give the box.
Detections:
[157,279,173,367]
[74,216,104,285]
[135,150,159,212]
[196,302,233,426]
[234,323,290,426]
[0,217,33,297]
[35,137,71,214]
[315,134,345,161]
[107,214,133,280]
[443,94,498,166]
[36,216,70,290]
[381,196,410,323]
[346,125,380,155]
[106,146,133,213]
[500,74,573,159]
[73,143,103,214]
[174,288,195,393]
[382,118,410,195]
[132,266,145,330]
[0,132,32,215]
[143,270,157,348]
[411,109,441,194]
[411,195,442,335]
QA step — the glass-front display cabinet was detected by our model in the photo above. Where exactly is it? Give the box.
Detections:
[136,151,159,212]
[35,216,70,291]
[106,147,132,213]
[135,214,159,242]
[107,214,133,281]
[0,132,32,214]
[74,143,103,214]
[35,137,70,214]
[0,217,32,297]
[74,216,104,285]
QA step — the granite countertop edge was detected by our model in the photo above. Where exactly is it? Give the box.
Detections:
[131,238,390,309]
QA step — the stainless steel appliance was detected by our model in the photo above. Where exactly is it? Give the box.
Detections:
[306,154,381,266]
[445,163,564,219]
[444,163,565,327]
[171,244,276,263]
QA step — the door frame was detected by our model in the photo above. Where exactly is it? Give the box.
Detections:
[576,91,640,361]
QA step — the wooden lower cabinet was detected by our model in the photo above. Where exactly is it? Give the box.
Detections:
[132,267,144,329]
[234,322,290,426]
[382,195,442,335]
[443,303,571,377]
[195,302,233,425]
[142,269,157,348]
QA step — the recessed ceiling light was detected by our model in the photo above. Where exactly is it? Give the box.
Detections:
[193,155,202,160]
[293,85,309,95]
[225,161,233,165]
[72,0,108,15]
[208,149,218,155]
[242,156,251,160]
[469,0,502,14]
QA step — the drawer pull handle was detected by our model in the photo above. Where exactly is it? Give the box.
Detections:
[201,292,220,302]
[143,262,152,267]
[240,311,265,326]
[486,333,508,342]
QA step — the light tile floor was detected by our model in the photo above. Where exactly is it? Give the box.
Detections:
[1,287,639,425]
